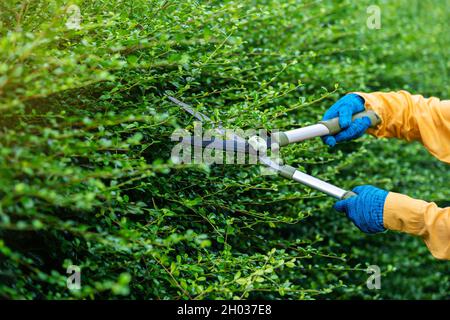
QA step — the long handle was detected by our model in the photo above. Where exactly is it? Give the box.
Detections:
[277,164,355,199]
[273,110,381,146]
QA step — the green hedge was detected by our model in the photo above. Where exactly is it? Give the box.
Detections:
[0,0,448,299]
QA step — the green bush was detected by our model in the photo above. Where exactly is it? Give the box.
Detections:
[0,0,448,299]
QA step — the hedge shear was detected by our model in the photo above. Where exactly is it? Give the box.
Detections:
[168,96,381,200]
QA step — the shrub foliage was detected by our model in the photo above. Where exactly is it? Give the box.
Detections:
[0,0,448,299]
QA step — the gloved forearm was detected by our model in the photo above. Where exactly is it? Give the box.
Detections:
[355,91,450,164]
[384,192,450,260]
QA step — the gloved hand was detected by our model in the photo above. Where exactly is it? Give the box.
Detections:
[322,93,371,147]
[334,185,388,234]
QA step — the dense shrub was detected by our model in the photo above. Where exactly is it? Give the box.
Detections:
[0,0,448,299]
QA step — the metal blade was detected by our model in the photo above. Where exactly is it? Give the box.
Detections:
[167,96,214,123]
[168,95,279,169]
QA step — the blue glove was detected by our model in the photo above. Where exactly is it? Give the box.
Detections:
[334,185,388,234]
[322,93,371,147]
